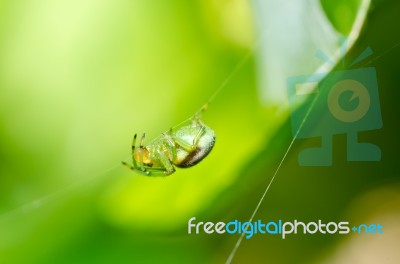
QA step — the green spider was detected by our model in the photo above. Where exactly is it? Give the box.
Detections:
[122,117,215,176]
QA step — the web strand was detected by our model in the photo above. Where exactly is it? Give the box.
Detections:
[0,42,256,223]
[225,77,320,264]
[224,39,400,264]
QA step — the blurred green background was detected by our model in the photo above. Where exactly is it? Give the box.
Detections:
[0,0,399,263]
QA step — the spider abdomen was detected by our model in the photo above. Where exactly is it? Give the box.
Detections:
[173,126,215,168]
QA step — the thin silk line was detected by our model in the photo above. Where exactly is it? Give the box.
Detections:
[225,81,320,264]
[0,43,256,222]
[224,38,400,264]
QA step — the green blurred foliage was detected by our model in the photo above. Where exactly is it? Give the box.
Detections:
[321,0,362,35]
[0,0,399,264]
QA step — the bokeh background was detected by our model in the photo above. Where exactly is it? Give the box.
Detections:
[0,0,399,263]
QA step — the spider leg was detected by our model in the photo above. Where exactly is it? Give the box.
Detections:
[140,133,146,147]
[190,115,208,146]
[192,114,205,126]
[193,103,208,121]
[162,131,177,159]
[172,125,206,152]
[121,162,150,176]
[131,134,138,168]
[122,133,139,170]
[138,133,146,172]
[141,167,171,176]
[192,125,205,146]
[156,148,175,175]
